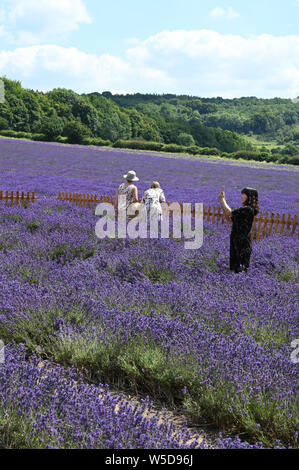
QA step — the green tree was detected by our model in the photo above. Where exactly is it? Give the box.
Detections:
[47,88,78,109]
[41,116,64,141]
[99,112,131,142]
[177,132,195,146]
[187,99,217,114]
[22,91,42,130]
[0,117,9,130]
[248,111,277,134]
[7,95,30,131]
[139,123,161,142]
[0,101,13,126]
[72,97,100,137]
[63,121,91,144]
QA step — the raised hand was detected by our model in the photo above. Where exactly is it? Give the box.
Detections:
[218,186,225,202]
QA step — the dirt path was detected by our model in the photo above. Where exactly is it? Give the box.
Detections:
[99,384,221,449]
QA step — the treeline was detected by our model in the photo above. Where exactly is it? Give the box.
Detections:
[0,78,252,153]
[107,92,299,135]
[0,78,298,165]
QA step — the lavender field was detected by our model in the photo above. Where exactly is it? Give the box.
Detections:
[0,138,298,449]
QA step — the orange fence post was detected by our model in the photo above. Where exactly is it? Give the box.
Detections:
[26,192,30,204]
[285,214,292,236]
[202,205,206,223]
[211,206,216,224]
[255,212,263,241]
[262,212,269,240]
[291,215,298,236]
[207,205,211,223]
[274,213,280,235]
[279,214,286,236]
[221,208,226,225]
[268,213,275,236]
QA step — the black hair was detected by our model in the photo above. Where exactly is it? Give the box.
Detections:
[241,187,259,215]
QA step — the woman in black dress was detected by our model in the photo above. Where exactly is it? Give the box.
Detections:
[218,187,259,273]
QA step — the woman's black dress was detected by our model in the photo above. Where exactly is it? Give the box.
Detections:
[230,205,255,273]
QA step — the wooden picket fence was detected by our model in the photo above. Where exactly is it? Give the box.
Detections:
[0,190,37,207]
[57,192,113,208]
[2,190,297,241]
[57,191,299,242]
[203,205,299,242]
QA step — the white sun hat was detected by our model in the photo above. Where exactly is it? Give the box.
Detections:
[123,170,139,182]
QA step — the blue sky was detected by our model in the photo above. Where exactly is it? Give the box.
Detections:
[0,0,298,97]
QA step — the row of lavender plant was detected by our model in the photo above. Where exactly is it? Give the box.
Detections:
[1,342,213,449]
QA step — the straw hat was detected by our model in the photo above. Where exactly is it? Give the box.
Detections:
[123,170,139,182]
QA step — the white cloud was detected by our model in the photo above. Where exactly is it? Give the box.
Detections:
[124,30,299,97]
[0,45,174,93]
[0,0,91,45]
[0,30,298,97]
[209,6,240,19]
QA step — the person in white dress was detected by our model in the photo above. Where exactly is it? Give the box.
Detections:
[114,170,139,220]
[141,181,166,223]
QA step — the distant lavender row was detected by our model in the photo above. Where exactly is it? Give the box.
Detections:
[0,138,298,213]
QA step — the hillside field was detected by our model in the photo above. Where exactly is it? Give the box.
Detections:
[0,139,298,449]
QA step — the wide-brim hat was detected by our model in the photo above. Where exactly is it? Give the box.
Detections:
[123,170,139,182]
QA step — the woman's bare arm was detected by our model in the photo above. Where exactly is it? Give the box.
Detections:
[218,191,232,220]
[114,189,119,214]
[222,199,232,220]
[132,186,138,203]
[159,190,166,203]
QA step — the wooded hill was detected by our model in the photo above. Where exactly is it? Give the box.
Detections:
[0,78,298,164]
